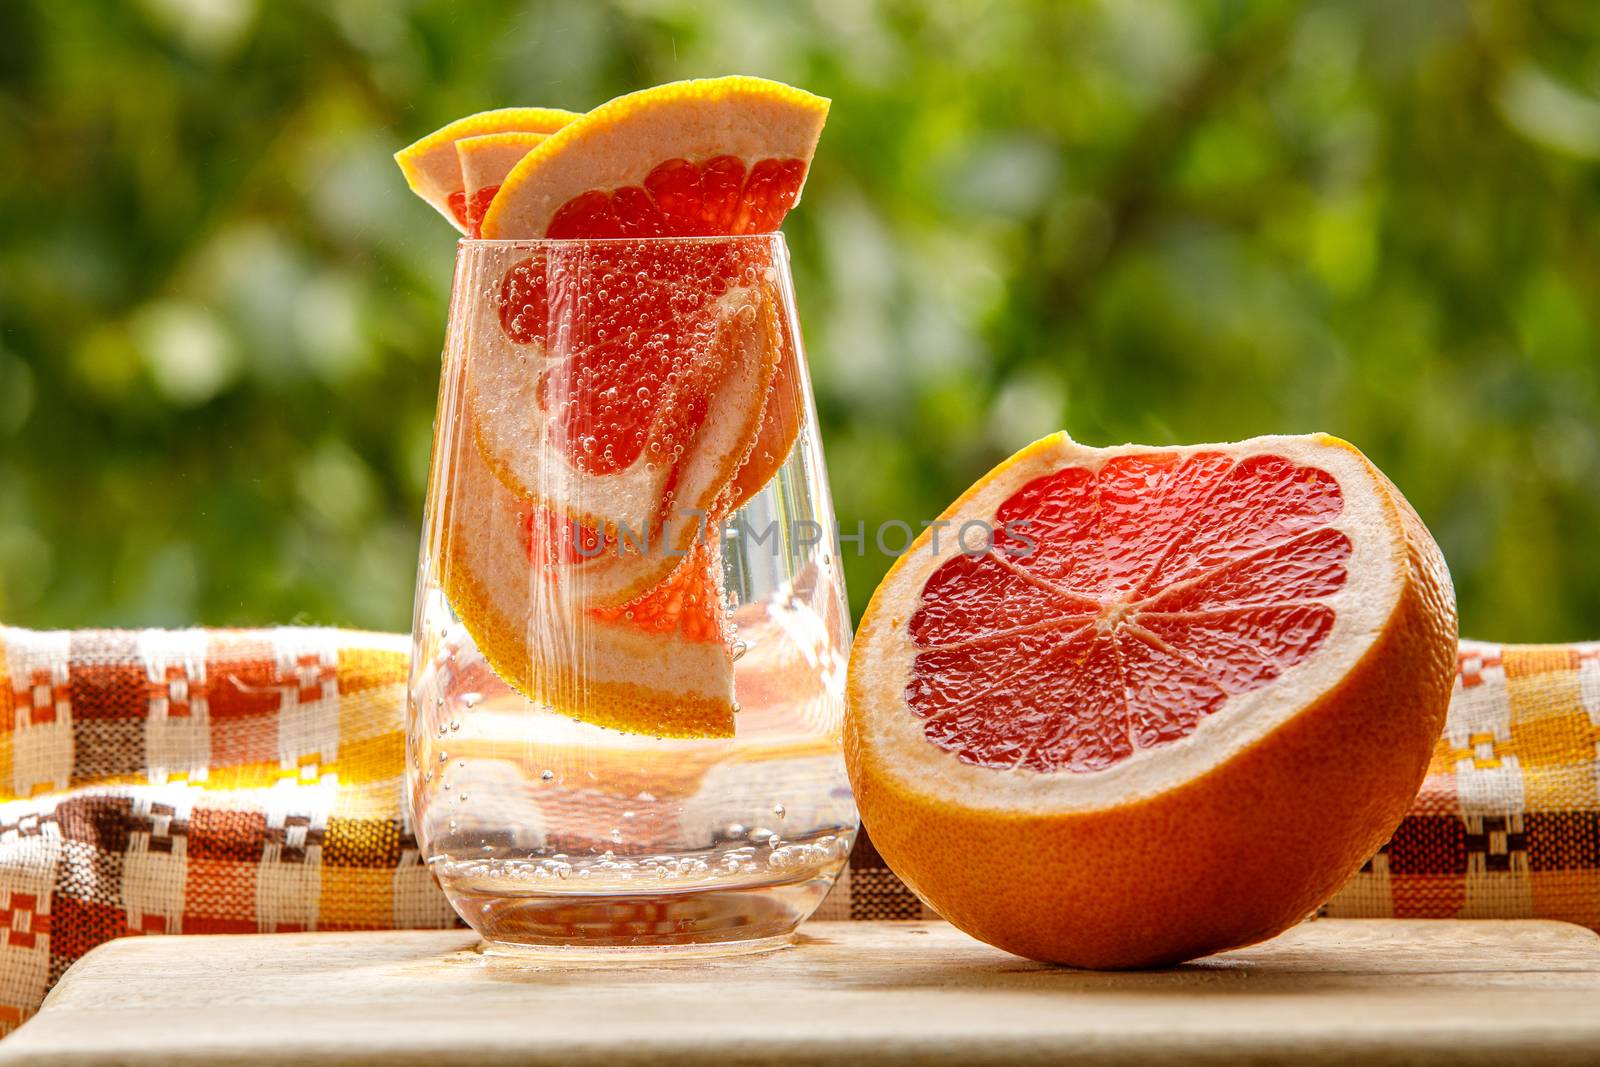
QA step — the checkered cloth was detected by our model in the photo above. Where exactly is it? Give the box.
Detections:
[1324,642,1600,925]
[0,627,1596,1033]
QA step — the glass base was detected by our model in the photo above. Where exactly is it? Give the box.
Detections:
[479,930,796,961]
[443,870,834,957]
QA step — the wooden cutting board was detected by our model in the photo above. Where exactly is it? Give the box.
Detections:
[3,920,1598,1066]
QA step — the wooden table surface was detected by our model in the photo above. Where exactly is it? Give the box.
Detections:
[2,919,1597,1066]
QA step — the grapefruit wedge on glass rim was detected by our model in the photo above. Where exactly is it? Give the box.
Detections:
[455,131,550,237]
[845,432,1458,967]
[394,107,577,233]
[479,76,828,241]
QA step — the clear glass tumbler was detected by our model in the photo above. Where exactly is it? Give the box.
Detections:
[407,234,856,955]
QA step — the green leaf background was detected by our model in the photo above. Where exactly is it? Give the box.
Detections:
[1,0,1596,640]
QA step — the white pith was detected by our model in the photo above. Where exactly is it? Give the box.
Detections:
[851,433,1406,814]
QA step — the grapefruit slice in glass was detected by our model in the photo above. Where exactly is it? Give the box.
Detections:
[455,131,550,238]
[437,365,737,739]
[394,107,577,233]
[728,284,803,509]
[466,246,784,604]
[846,432,1458,967]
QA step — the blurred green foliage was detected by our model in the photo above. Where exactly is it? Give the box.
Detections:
[1,0,1597,640]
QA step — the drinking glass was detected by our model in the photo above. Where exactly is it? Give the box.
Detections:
[407,234,856,955]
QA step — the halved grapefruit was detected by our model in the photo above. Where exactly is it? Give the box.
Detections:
[846,432,1458,968]
[456,132,550,237]
[395,107,576,233]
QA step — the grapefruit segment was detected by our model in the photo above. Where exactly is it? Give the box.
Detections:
[728,296,803,507]
[394,107,577,233]
[456,131,551,237]
[464,247,784,603]
[846,432,1458,968]
[478,77,828,240]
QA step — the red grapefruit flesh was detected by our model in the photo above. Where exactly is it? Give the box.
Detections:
[908,451,1347,772]
[729,298,803,509]
[846,432,1458,967]
[540,155,809,238]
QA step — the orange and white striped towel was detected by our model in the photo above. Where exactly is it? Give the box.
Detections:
[0,625,1596,1033]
